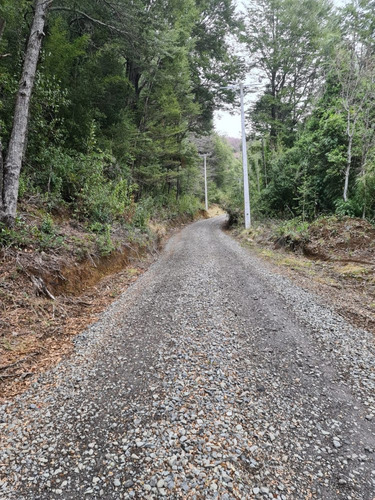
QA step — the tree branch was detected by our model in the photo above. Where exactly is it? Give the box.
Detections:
[50,6,130,37]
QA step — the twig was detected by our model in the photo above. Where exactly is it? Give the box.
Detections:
[0,352,39,372]
[30,275,55,300]
[50,6,130,36]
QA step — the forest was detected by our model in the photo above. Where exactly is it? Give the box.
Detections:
[0,0,375,243]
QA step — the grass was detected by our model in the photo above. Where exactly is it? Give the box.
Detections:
[127,267,139,276]
[0,338,14,351]
[335,264,369,277]
[255,247,313,270]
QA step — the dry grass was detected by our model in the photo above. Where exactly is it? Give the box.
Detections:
[206,205,226,218]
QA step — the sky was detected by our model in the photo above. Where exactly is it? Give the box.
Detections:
[213,0,351,138]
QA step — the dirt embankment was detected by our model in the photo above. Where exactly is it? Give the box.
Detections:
[233,216,375,336]
[0,209,209,401]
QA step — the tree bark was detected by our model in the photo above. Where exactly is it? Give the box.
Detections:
[261,137,267,187]
[0,128,3,201]
[0,0,52,227]
[0,18,5,40]
[343,133,353,202]
[0,19,5,199]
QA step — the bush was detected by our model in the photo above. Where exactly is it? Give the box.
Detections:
[176,194,202,216]
[274,218,310,249]
[132,197,154,228]
[223,203,243,227]
[30,146,133,224]
[95,224,115,256]
[0,219,32,248]
[334,198,362,218]
[40,214,55,235]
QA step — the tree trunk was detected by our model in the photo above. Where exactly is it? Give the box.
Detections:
[255,159,260,194]
[0,0,52,227]
[0,19,5,199]
[270,75,277,147]
[343,134,353,202]
[0,127,3,200]
[0,19,5,40]
[261,137,267,187]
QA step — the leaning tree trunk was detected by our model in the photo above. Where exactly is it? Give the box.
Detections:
[0,19,5,199]
[0,0,52,227]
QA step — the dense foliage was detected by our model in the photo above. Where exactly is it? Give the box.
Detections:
[2,0,375,237]
[244,0,375,222]
[0,0,241,230]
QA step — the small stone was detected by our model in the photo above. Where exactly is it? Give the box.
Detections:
[113,479,121,487]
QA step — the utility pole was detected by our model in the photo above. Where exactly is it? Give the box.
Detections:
[203,153,208,211]
[220,82,255,229]
[240,83,251,229]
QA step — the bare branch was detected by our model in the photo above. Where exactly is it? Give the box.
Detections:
[50,6,130,37]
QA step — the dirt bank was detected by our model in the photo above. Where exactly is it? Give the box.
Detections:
[231,216,375,336]
[0,209,207,401]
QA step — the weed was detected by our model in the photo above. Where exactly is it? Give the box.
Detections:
[336,264,368,276]
[127,268,139,276]
[71,236,92,261]
[40,214,55,235]
[0,338,14,351]
[0,218,32,248]
[274,218,310,250]
[95,225,115,256]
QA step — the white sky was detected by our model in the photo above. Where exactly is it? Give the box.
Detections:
[213,0,351,138]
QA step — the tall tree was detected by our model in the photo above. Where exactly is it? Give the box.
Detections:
[244,0,332,147]
[335,0,375,201]
[0,0,53,226]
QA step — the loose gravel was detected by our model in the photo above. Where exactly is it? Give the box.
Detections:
[0,216,374,499]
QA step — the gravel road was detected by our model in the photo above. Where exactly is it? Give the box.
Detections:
[1,216,375,500]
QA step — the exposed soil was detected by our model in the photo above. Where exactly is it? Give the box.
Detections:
[232,216,375,336]
[0,207,208,402]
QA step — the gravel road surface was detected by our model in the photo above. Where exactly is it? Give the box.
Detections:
[1,216,375,499]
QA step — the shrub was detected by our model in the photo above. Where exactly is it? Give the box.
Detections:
[95,225,115,256]
[334,198,362,218]
[274,218,310,249]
